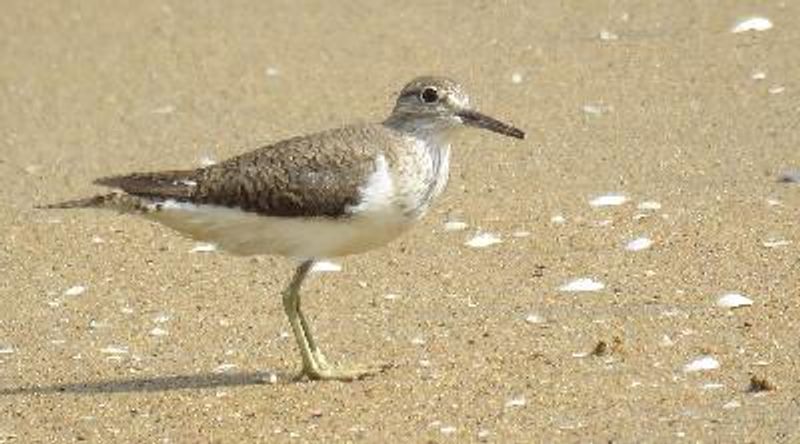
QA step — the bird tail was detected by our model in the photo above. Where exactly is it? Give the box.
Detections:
[37,192,153,214]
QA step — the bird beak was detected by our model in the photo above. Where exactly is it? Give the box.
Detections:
[457,109,525,139]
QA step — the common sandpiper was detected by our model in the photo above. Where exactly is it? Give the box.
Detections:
[42,76,525,381]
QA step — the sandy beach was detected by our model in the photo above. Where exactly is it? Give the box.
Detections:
[1,1,798,442]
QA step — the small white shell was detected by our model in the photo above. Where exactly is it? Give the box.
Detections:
[465,232,502,248]
[683,355,720,372]
[626,237,653,251]
[505,396,527,408]
[190,243,217,253]
[440,426,457,435]
[100,345,129,355]
[213,363,238,373]
[717,293,753,308]
[524,313,545,324]
[589,194,628,207]
[311,260,342,272]
[731,17,773,33]
[558,278,605,292]
[443,220,468,231]
[723,399,741,410]
[762,239,790,248]
[149,327,168,337]
[64,285,87,297]
[598,30,619,41]
[637,201,662,211]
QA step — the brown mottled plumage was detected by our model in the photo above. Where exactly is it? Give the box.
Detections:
[86,126,405,218]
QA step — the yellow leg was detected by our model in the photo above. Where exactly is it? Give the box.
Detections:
[281,260,389,381]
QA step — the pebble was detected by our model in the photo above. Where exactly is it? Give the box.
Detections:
[778,170,800,183]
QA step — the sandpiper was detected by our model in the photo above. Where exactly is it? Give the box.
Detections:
[42,76,525,381]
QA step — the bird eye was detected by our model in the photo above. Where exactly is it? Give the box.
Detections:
[420,87,439,103]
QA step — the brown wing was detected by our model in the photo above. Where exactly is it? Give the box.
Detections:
[95,125,392,218]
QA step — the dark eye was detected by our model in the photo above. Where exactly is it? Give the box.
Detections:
[420,87,439,103]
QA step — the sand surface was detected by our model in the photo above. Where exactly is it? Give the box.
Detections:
[1,1,799,442]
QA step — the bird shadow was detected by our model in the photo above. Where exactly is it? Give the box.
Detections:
[0,370,297,396]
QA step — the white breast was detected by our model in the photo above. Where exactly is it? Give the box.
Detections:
[393,137,451,218]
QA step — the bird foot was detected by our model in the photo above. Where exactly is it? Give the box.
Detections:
[297,361,392,382]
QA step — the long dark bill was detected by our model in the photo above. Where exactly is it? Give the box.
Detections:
[457,110,525,139]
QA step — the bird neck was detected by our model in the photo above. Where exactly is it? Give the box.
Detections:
[382,113,459,147]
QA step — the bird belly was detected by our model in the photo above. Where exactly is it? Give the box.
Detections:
[147,200,413,258]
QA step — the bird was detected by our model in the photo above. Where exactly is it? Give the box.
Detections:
[41,76,525,381]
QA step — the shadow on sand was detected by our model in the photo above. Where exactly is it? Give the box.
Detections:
[0,371,297,396]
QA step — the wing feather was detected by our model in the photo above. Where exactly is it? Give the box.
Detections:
[92,125,396,218]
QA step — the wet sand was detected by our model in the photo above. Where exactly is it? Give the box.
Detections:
[1,1,798,442]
